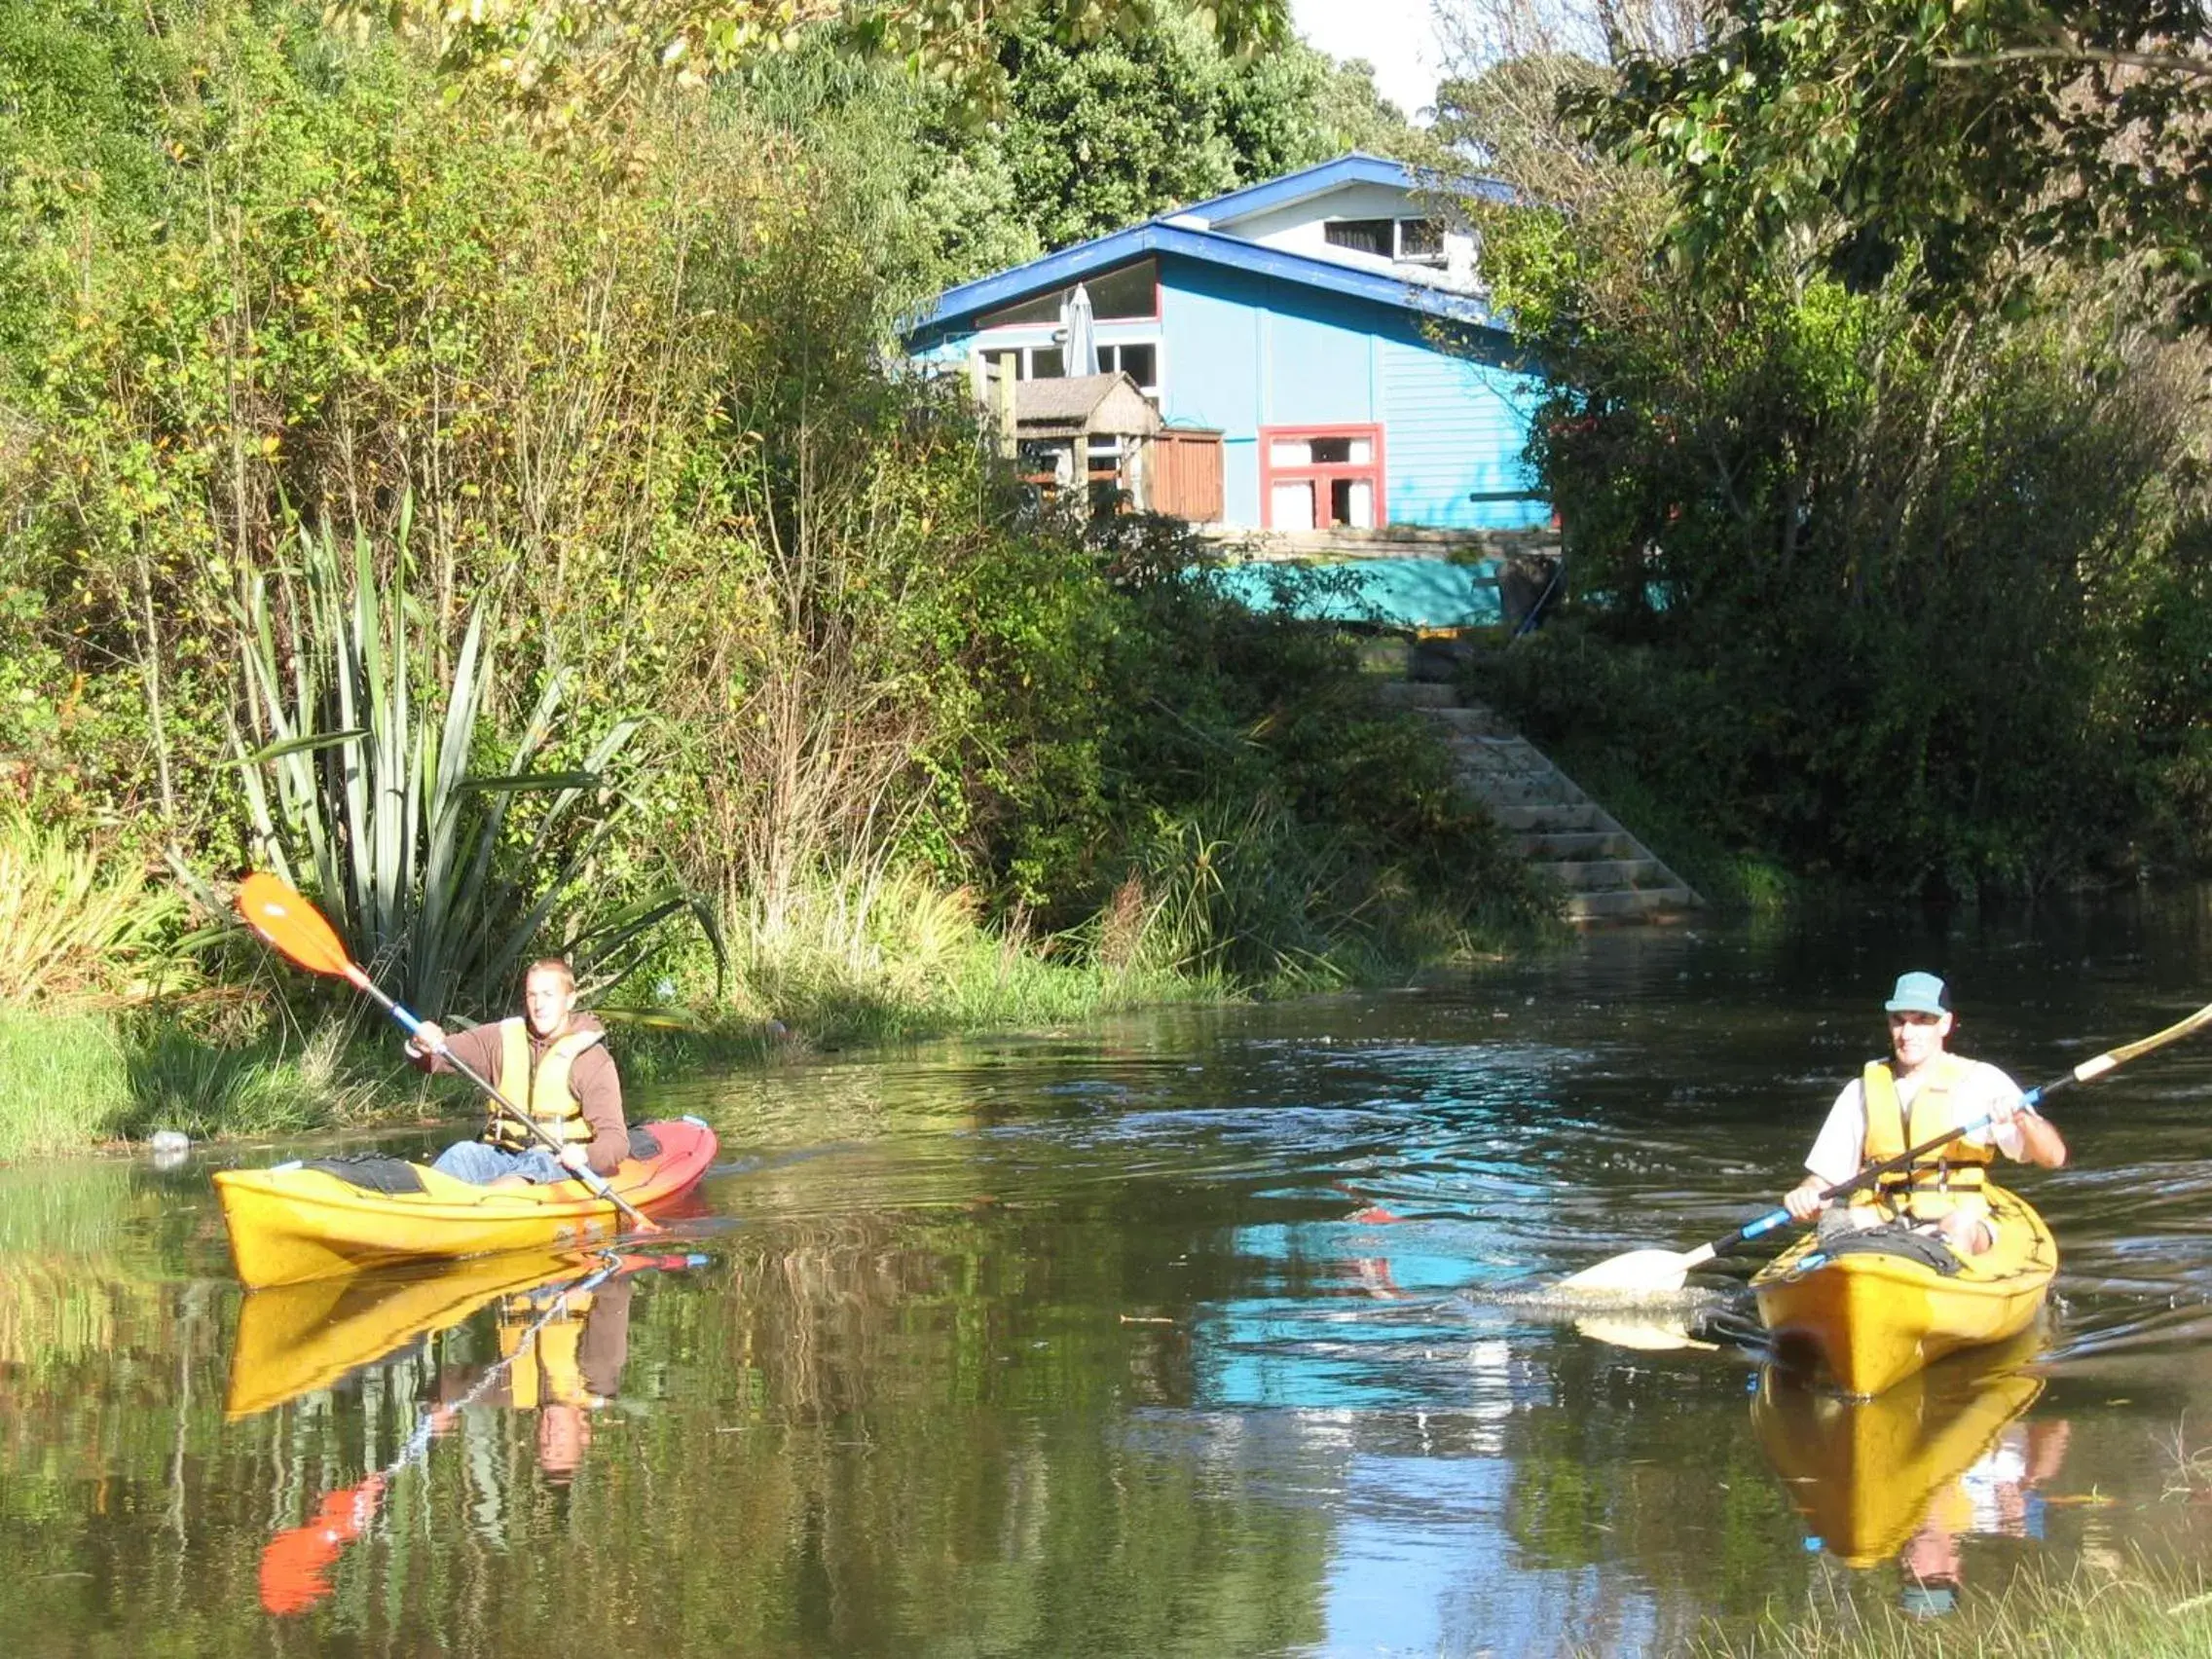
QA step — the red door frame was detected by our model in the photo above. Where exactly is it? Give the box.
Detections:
[1258,424,1387,530]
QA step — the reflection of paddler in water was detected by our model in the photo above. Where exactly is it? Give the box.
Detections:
[1896,1414,2071,1617]
[256,1251,682,1615]
[1751,1327,2069,1615]
[439,1272,636,1481]
[1337,1183,1409,1299]
[227,1248,612,1420]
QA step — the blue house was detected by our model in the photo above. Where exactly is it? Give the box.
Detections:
[906,154,1553,542]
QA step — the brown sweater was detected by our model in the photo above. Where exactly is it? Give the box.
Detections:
[414,1014,627,1176]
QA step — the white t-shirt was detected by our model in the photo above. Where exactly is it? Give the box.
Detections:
[1802,1057,2028,1188]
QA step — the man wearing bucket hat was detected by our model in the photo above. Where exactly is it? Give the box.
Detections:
[1781,972,2068,1255]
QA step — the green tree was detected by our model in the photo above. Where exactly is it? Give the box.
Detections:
[326,0,1291,129]
[1430,9,2212,897]
[1571,2,2212,327]
[925,9,1429,260]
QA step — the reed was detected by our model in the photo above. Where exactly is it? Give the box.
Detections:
[0,1009,131,1159]
[726,863,1203,1049]
[0,1007,395,1161]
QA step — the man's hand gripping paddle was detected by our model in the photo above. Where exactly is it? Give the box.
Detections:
[1558,996,2212,1298]
[235,871,659,1233]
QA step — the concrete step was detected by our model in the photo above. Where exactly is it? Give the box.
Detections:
[1489,802,1609,833]
[1382,678,1703,925]
[1423,705,1519,739]
[1517,830,1640,861]
[1375,680,1459,709]
[1535,858,1671,892]
[1563,885,1700,922]
[1459,775,1587,808]
[1444,738,1554,775]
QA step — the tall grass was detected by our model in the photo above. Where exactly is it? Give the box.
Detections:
[0,809,182,1006]
[725,862,1203,1049]
[0,1007,392,1162]
[1688,1552,2212,1659]
[0,1009,131,1158]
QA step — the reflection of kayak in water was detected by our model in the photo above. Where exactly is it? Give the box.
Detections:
[1751,1185,2056,1396]
[226,1247,619,1419]
[1751,1325,2045,1567]
[252,1248,699,1615]
[215,1118,718,1288]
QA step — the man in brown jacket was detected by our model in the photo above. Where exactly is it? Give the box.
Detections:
[405,958,627,1188]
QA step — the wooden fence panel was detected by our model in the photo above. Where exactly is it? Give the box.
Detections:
[1148,429,1223,522]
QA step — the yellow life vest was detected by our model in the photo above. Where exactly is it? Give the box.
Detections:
[1849,1052,1992,1223]
[485,1019,603,1153]
[498,1290,595,1409]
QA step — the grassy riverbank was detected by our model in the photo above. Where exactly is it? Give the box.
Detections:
[1686,1551,2212,1659]
[0,868,1536,1162]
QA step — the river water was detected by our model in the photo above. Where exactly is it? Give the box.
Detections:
[10,896,2212,1655]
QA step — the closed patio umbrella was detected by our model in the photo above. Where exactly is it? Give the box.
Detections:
[1061,282,1098,378]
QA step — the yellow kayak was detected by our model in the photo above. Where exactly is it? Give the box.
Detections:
[226,1248,609,1418]
[1751,1326,2045,1565]
[1751,1184,2055,1397]
[214,1118,717,1289]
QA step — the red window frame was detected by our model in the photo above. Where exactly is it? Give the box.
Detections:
[1258,424,1386,530]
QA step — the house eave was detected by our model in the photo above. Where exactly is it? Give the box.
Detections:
[909,221,1509,343]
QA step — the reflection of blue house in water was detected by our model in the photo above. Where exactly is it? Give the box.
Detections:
[905,155,1559,631]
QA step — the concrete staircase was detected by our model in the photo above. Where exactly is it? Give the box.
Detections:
[1377,678,1701,925]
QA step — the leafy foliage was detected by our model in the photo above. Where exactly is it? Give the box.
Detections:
[0,810,182,1008]
[1444,13,2212,898]
[743,16,1429,280]
[229,510,654,1010]
[1573,2,2212,329]
[0,0,1541,1049]
[329,0,1292,131]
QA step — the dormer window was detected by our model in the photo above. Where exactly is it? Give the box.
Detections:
[1396,218,1445,264]
[1323,218,1394,258]
[1323,217,1448,266]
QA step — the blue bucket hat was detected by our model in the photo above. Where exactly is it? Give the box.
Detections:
[1884,971,1951,1016]
[1899,1582,1957,1619]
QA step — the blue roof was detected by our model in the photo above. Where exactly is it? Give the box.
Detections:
[909,152,1521,341]
[911,220,1507,338]
[1175,152,1518,224]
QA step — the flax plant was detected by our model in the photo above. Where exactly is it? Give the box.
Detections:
[228,504,654,1011]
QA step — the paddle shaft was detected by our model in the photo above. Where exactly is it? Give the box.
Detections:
[344,966,657,1233]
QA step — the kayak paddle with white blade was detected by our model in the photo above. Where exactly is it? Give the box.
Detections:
[1558,995,2212,1297]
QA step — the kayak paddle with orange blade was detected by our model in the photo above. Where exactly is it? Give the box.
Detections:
[234,871,658,1233]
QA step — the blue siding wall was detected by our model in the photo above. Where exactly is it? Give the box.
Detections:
[915,253,1552,531]
[1160,258,1547,531]
[1378,343,1548,530]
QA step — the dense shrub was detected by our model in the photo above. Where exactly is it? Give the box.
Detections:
[0,0,1547,1032]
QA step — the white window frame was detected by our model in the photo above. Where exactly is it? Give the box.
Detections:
[970,327,1164,400]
